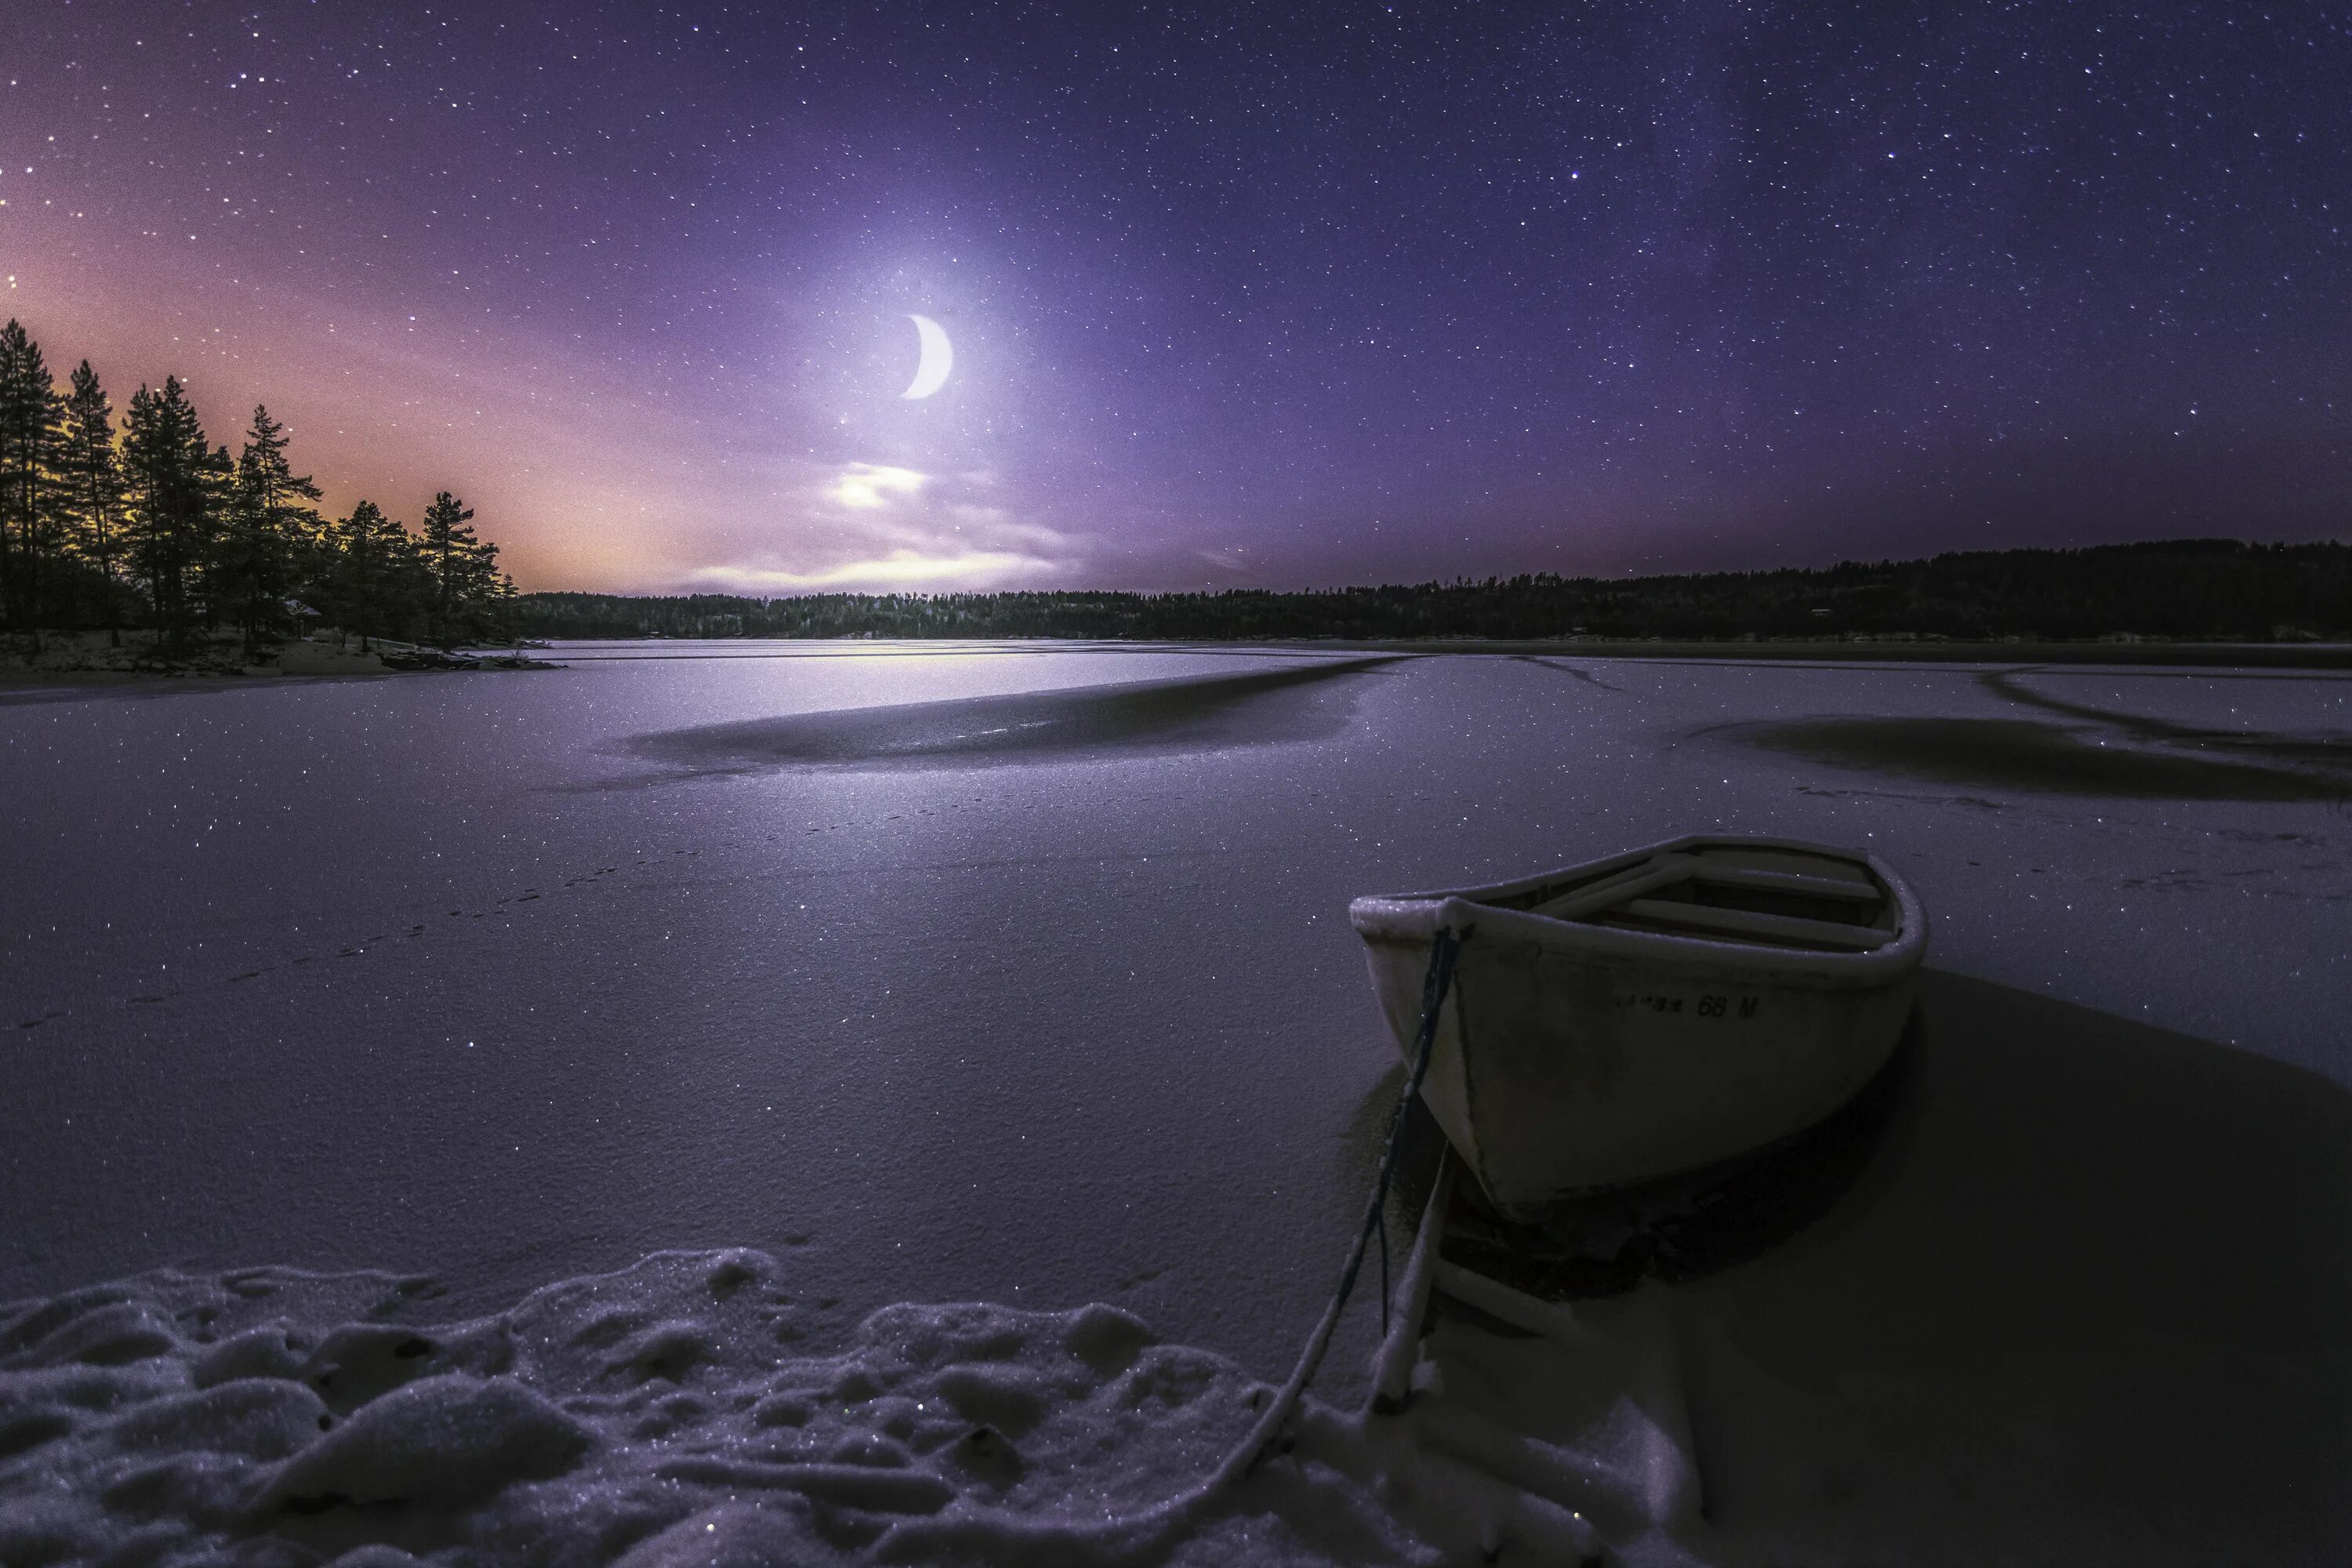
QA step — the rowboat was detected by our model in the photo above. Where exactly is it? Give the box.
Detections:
[1348,834,1924,1218]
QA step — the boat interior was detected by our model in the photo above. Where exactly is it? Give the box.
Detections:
[1480,842,1900,953]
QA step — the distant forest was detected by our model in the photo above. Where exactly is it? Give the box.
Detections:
[0,318,517,652]
[517,539,2351,644]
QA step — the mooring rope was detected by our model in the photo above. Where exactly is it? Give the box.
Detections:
[1231,918,1466,1477]
[879,916,1470,1559]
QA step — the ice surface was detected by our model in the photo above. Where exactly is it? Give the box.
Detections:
[4,644,2349,1561]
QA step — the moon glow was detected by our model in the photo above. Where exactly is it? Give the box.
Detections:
[902,314,953,400]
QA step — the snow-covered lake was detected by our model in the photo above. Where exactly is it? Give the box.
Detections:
[4,644,2347,1563]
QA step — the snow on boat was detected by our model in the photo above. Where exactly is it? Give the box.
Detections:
[1349,834,1924,1216]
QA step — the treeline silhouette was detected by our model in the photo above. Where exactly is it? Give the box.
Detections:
[517,539,2350,644]
[0,318,517,653]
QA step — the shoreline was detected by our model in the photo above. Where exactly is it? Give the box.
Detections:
[548,633,2352,670]
[1,633,561,688]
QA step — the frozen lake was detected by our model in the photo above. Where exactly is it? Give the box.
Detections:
[3,643,2350,1561]
[3,644,2347,1359]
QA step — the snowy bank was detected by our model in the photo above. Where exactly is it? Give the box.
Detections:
[1,1248,1521,1567]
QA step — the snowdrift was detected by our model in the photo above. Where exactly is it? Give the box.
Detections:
[0,1248,1497,1566]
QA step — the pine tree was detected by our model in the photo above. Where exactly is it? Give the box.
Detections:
[417,490,492,647]
[60,361,126,645]
[0,320,67,648]
[201,441,238,632]
[470,534,519,644]
[334,499,415,651]
[222,405,323,651]
[122,377,220,646]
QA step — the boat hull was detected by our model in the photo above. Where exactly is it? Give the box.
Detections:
[1350,836,1923,1216]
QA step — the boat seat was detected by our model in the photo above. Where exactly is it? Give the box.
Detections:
[1607,897,1893,951]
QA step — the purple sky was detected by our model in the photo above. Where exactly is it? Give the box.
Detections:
[3,2,2344,593]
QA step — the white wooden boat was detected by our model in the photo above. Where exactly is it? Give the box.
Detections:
[1349,834,1924,1217]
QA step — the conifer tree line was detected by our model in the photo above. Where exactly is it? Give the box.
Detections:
[517,538,2352,645]
[0,319,517,653]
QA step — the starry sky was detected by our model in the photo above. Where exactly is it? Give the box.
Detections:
[2,2,2344,595]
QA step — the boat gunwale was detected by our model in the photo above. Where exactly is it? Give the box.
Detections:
[1348,833,1926,984]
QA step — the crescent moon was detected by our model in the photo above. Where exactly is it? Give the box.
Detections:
[902,314,953,400]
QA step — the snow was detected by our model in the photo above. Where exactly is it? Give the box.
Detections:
[3,644,2348,1562]
[0,1249,1475,1565]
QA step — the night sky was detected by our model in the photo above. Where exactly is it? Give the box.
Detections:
[3,2,2343,594]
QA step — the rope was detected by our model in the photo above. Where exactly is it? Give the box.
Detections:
[1232,920,1465,1476]
[878,916,1470,1560]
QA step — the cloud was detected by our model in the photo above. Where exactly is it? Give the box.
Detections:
[679,459,1087,595]
[685,549,1060,593]
[826,463,927,509]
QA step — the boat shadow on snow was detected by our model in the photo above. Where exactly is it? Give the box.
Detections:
[1375,967,2352,1555]
[1419,1014,1923,1303]
[1390,964,2352,1315]
[600,657,1412,783]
